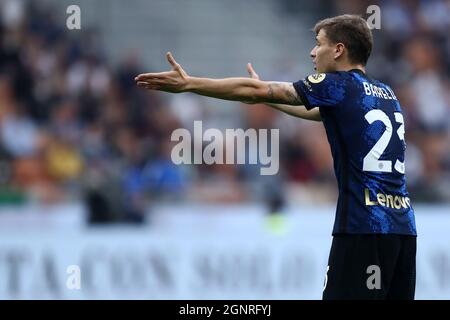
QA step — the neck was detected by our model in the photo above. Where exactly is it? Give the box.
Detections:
[335,63,366,73]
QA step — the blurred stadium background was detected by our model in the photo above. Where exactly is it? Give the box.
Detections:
[0,0,449,299]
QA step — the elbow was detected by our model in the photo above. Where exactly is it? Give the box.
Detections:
[239,86,265,104]
[236,80,267,104]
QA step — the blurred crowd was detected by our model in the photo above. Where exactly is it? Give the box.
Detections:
[0,0,449,222]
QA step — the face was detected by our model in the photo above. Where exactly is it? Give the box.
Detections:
[310,29,340,73]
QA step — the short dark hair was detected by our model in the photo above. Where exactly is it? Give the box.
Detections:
[313,14,373,65]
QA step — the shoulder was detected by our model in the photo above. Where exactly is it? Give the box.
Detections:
[304,71,348,83]
[301,72,355,91]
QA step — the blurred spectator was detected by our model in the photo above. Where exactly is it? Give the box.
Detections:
[0,0,449,221]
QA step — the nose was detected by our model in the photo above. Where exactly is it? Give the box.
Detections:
[310,47,316,59]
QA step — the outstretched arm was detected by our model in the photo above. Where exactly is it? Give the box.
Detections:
[135,52,303,106]
[245,63,321,122]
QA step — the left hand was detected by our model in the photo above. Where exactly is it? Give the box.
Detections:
[242,62,261,104]
[135,52,190,93]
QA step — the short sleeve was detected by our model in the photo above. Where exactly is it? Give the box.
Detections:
[293,72,346,110]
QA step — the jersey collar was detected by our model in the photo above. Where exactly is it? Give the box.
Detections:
[348,68,366,75]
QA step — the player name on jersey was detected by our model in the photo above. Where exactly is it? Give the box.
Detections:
[363,82,397,100]
[364,188,411,209]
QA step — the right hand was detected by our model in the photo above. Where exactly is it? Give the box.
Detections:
[135,52,190,93]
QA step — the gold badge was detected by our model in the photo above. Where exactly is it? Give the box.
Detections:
[307,73,326,84]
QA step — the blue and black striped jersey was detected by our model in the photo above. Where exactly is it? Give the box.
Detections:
[293,69,417,235]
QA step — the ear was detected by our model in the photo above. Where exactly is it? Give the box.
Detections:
[334,43,345,60]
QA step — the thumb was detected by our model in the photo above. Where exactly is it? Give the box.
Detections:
[166,52,179,69]
[247,63,259,79]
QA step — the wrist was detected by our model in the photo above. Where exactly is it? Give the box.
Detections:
[183,76,196,92]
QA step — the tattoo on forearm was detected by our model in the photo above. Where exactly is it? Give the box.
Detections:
[267,82,302,105]
[268,84,275,100]
[284,85,301,104]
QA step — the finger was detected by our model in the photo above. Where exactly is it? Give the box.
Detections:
[137,82,161,90]
[137,81,153,87]
[246,63,253,76]
[137,79,166,87]
[135,73,167,81]
[136,75,157,81]
[247,63,259,79]
[166,52,179,69]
